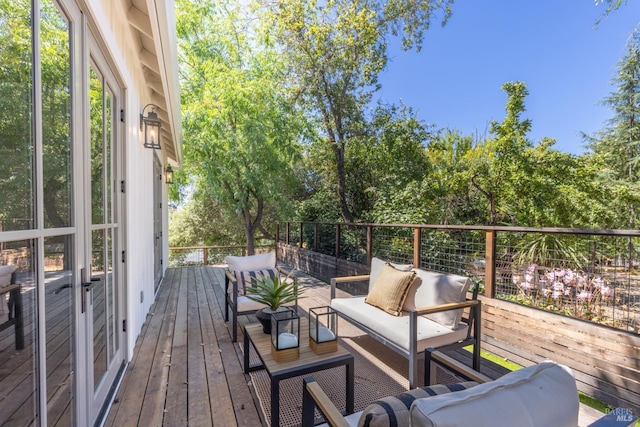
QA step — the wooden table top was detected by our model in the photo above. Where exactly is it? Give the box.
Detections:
[244,318,352,377]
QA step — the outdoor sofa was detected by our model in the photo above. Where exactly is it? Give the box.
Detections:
[330,258,481,388]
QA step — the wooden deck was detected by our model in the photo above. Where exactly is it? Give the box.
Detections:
[104,266,605,427]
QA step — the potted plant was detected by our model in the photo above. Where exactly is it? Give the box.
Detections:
[245,270,304,333]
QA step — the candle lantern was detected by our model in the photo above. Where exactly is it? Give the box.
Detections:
[309,306,338,354]
[270,308,300,362]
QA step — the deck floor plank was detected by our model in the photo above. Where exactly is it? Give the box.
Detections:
[202,266,262,427]
[163,267,189,426]
[105,268,176,426]
[195,267,237,426]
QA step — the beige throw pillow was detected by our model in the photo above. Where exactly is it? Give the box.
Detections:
[365,263,416,316]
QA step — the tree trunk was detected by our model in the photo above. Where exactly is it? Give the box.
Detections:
[332,144,353,223]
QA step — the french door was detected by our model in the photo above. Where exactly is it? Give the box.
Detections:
[0,0,125,425]
[85,34,125,424]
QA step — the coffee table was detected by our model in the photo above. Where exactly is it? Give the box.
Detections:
[243,319,354,427]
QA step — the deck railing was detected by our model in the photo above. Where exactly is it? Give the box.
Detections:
[277,222,640,335]
[168,244,274,267]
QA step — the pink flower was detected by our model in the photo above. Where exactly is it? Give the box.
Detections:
[601,286,613,298]
[512,275,520,285]
[577,291,593,301]
[592,277,604,288]
[520,282,534,291]
[527,263,538,272]
[563,270,576,286]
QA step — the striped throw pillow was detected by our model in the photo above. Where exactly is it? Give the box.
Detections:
[234,268,278,296]
[358,381,478,427]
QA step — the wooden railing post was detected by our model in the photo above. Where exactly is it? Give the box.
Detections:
[335,224,341,260]
[203,247,208,265]
[366,225,373,267]
[485,230,496,298]
[286,222,290,245]
[413,227,421,269]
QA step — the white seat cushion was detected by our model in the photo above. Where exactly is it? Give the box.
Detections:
[410,361,579,427]
[331,297,468,352]
[235,296,268,313]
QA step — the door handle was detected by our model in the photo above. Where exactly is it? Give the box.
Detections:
[54,283,72,294]
[81,267,101,313]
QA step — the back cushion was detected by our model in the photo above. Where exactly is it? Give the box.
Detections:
[404,269,471,329]
[364,264,417,316]
[410,362,579,427]
[226,252,276,273]
[368,257,413,293]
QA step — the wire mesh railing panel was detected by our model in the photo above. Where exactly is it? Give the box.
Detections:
[316,224,336,256]
[288,224,301,247]
[372,227,414,265]
[495,232,640,334]
[301,223,314,251]
[420,229,486,292]
[338,225,367,264]
[169,248,205,267]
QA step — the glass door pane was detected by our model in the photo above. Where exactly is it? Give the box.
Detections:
[0,0,34,231]
[44,236,74,426]
[0,240,37,425]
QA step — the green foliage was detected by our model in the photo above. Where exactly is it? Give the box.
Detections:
[245,270,304,311]
[585,25,640,229]
[259,0,453,222]
[176,0,307,253]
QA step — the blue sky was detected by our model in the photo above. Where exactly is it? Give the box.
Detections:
[376,0,640,155]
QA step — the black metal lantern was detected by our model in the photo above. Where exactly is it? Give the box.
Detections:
[165,165,174,184]
[270,308,300,362]
[309,306,338,354]
[140,104,161,149]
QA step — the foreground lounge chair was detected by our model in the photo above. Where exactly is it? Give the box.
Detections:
[302,349,637,427]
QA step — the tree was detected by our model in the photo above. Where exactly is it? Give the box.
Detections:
[176,0,306,253]
[464,82,533,225]
[260,0,453,222]
[586,26,640,229]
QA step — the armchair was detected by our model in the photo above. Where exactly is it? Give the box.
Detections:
[224,252,297,342]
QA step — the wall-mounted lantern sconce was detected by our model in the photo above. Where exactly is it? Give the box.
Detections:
[140,104,161,149]
[165,165,174,184]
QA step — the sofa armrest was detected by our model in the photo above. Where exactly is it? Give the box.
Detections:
[330,275,370,300]
[302,377,350,427]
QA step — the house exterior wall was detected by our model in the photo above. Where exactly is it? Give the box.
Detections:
[84,0,180,359]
